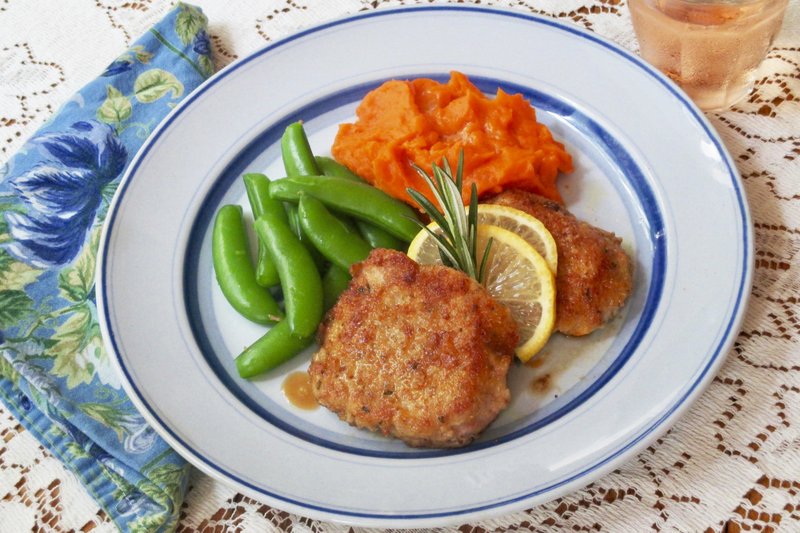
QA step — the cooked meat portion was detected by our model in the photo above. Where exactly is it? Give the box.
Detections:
[308,249,518,448]
[488,189,633,336]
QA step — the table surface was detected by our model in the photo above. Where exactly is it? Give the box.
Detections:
[1,0,799,531]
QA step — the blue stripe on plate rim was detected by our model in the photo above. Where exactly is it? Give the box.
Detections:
[182,74,666,459]
[99,5,752,521]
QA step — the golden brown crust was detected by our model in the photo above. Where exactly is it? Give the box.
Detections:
[309,249,518,448]
[488,189,633,336]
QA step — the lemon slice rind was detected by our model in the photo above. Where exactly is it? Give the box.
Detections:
[475,204,558,274]
[478,225,556,361]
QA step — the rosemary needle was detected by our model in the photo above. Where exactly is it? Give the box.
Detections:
[406,151,492,283]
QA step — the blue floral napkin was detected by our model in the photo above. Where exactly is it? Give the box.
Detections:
[0,4,213,531]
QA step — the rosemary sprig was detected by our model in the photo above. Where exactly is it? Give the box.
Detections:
[406,151,492,283]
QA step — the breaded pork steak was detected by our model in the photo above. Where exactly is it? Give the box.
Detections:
[308,249,518,448]
[488,189,633,336]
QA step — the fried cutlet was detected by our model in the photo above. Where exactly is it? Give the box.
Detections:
[308,249,518,448]
[488,189,633,336]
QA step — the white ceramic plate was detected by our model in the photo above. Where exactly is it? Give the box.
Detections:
[97,6,752,528]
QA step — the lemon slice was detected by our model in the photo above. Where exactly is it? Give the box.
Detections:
[475,204,558,273]
[408,223,556,361]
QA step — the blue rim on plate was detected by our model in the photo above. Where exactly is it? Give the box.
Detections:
[97,5,752,525]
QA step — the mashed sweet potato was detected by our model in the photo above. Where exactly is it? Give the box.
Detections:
[331,71,573,207]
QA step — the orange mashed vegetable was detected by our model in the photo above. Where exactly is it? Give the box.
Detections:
[331,71,573,207]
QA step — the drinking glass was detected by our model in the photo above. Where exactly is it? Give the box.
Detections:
[628,0,789,111]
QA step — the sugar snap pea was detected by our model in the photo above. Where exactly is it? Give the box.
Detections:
[235,319,314,378]
[255,211,323,338]
[281,121,320,177]
[314,156,362,182]
[285,127,402,249]
[315,157,406,249]
[284,202,326,269]
[243,173,285,287]
[212,205,282,325]
[322,264,352,312]
[298,196,372,271]
[279,128,329,269]
[284,202,303,239]
[356,220,405,250]
[269,176,420,242]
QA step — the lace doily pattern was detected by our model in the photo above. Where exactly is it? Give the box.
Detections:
[2,0,798,531]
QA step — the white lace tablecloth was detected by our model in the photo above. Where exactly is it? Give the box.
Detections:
[1,0,799,531]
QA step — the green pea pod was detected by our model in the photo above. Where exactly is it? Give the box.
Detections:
[356,220,405,250]
[284,202,326,269]
[243,173,285,287]
[235,319,314,378]
[314,158,406,249]
[212,205,282,324]
[255,212,323,338]
[298,196,372,271]
[314,156,363,182]
[281,122,320,177]
[270,176,420,242]
[284,202,303,237]
[322,264,352,312]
